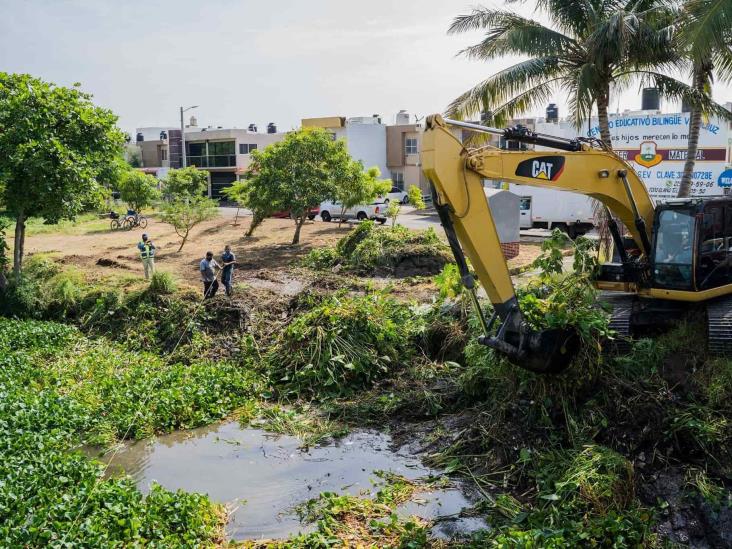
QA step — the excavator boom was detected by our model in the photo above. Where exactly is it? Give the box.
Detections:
[421,114,655,372]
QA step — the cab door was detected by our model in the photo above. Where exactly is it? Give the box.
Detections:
[696,204,727,289]
[519,197,532,229]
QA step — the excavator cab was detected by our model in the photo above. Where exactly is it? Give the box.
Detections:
[421,114,732,373]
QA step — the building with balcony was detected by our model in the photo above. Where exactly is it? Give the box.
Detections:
[134,125,287,200]
[386,114,428,193]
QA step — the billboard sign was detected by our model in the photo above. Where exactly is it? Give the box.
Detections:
[537,112,731,202]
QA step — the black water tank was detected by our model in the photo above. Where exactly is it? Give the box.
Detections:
[267,122,277,134]
[642,88,660,110]
[159,130,167,140]
[546,103,559,122]
[136,132,144,142]
[248,123,257,132]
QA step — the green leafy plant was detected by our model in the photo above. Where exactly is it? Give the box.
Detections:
[160,195,219,251]
[149,271,178,294]
[267,293,422,398]
[162,166,208,199]
[117,170,161,213]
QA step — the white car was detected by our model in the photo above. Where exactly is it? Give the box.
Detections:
[319,201,387,224]
[379,186,409,205]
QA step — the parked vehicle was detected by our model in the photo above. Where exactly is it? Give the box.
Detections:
[511,184,594,238]
[271,206,320,220]
[379,186,409,205]
[319,201,387,224]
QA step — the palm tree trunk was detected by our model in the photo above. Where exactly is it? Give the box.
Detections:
[12,211,26,279]
[677,61,709,198]
[595,90,614,255]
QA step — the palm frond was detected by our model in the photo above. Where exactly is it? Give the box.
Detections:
[681,0,732,62]
[455,11,580,60]
[488,79,566,126]
[445,57,563,120]
[629,70,732,119]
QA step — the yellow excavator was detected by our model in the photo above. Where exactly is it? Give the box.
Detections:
[421,114,732,373]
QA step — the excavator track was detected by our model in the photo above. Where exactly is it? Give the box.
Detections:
[707,296,732,356]
[601,293,634,355]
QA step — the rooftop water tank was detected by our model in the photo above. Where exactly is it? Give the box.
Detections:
[189,115,198,127]
[396,110,410,125]
[267,123,277,134]
[546,103,559,122]
[248,123,258,132]
[136,132,144,142]
[642,88,660,110]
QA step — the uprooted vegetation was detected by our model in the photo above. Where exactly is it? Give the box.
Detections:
[2,232,732,546]
[303,220,453,276]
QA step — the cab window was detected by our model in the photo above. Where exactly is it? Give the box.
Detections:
[653,209,694,290]
[697,205,727,289]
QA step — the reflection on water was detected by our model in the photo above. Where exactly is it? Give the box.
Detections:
[86,421,485,541]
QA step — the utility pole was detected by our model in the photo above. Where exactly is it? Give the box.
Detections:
[180,105,198,168]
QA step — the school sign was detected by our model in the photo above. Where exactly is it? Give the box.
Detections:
[536,112,732,202]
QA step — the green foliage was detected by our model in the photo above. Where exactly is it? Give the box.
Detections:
[0,217,9,272]
[0,73,124,273]
[408,185,425,210]
[0,318,252,545]
[160,195,219,251]
[434,263,463,300]
[267,293,422,398]
[333,165,391,222]
[238,127,359,243]
[301,246,339,270]
[336,219,376,257]
[162,166,208,199]
[149,271,177,294]
[117,170,160,213]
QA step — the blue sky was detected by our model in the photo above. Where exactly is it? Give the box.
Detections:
[1,0,729,134]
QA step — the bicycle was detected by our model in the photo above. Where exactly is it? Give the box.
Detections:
[122,213,148,230]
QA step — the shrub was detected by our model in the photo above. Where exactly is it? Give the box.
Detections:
[267,293,422,398]
[301,247,339,270]
[149,271,178,295]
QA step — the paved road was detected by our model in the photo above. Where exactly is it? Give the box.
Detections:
[218,206,577,240]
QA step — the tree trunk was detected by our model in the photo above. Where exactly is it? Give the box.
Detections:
[596,92,613,149]
[13,211,26,279]
[678,60,710,198]
[292,215,305,244]
[233,207,240,226]
[595,90,613,256]
[246,212,263,237]
[178,229,189,252]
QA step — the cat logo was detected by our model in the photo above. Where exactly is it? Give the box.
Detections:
[515,156,565,181]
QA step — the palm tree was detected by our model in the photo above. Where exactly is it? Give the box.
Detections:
[676,0,732,198]
[447,0,724,150]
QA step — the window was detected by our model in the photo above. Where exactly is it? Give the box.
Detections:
[405,138,418,155]
[392,172,404,191]
[239,143,258,154]
[697,204,726,289]
[653,208,695,290]
[160,148,168,161]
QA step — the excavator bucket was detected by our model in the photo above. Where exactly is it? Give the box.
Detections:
[480,326,580,374]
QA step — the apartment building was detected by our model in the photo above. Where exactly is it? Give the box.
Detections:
[133,123,286,199]
[301,115,389,180]
[386,112,428,193]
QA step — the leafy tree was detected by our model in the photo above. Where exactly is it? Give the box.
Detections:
[0,73,124,276]
[160,195,219,251]
[334,166,391,227]
[117,171,160,213]
[243,127,355,244]
[163,166,208,199]
[221,178,274,237]
[387,185,425,227]
[676,0,732,197]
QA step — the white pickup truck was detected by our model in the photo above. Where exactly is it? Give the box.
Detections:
[319,201,387,224]
[511,184,595,238]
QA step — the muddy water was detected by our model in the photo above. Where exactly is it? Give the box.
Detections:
[88,421,484,541]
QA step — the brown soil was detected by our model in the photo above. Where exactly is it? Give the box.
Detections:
[22,213,545,296]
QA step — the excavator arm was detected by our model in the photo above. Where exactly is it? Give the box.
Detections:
[421,114,655,372]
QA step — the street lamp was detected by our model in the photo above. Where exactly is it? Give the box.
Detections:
[180,105,198,168]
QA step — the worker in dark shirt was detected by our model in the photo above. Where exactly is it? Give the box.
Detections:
[221,245,236,296]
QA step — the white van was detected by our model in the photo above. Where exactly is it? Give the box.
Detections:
[319,201,387,224]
